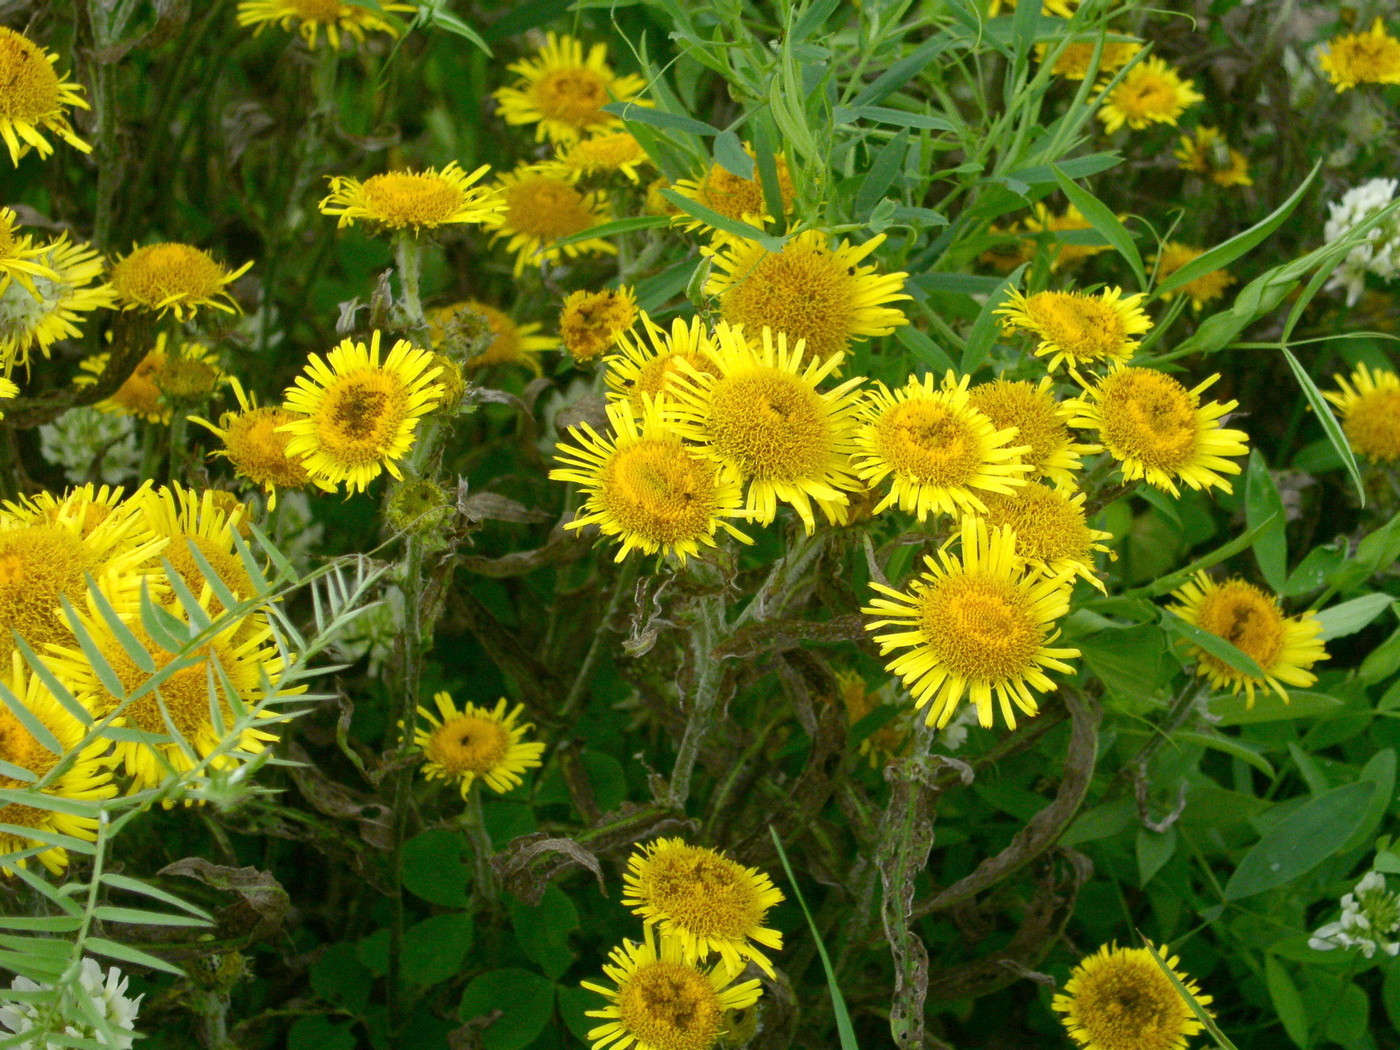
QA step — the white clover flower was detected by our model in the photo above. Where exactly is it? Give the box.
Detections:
[0,958,143,1049]
[38,406,141,484]
[1310,870,1400,959]
[1323,178,1400,306]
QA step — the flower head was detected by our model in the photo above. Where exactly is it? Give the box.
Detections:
[1053,942,1212,1050]
[77,334,224,424]
[191,379,328,507]
[107,242,251,321]
[1038,39,1142,80]
[493,32,648,144]
[561,287,638,363]
[996,286,1151,372]
[967,377,1097,488]
[582,927,764,1050]
[665,323,865,532]
[319,163,501,233]
[622,838,784,977]
[979,484,1112,592]
[1311,871,1400,959]
[411,693,544,796]
[1071,366,1249,496]
[1022,204,1109,270]
[1173,126,1252,187]
[670,149,797,231]
[236,0,415,49]
[429,300,559,373]
[1096,56,1203,134]
[705,231,910,360]
[0,234,115,373]
[550,396,750,563]
[0,26,90,166]
[864,516,1079,730]
[280,331,444,494]
[0,208,59,299]
[1152,242,1235,311]
[1325,362,1400,462]
[1169,574,1327,704]
[490,166,615,276]
[1319,19,1400,93]
[545,131,651,183]
[605,315,721,411]
[0,957,143,1049]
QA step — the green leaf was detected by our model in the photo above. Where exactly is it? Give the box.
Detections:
[1315,593,1394,640]
[961,264,1027,374]
[659,189,782,251]
[1051,164,1145,289]
[510,885,577,980]
[1132,513,1278,598]
[1282,346,1365,504]
[712,130,753,179]
[0,676,61,758]
[552,215,670,249]
[1210,690,1343,726]
[1361,624,1400,683]
[1078,624,1171,701]
[402,829,470,907]
[1223,781,1376,900]
[1245,452,1288,592]
[91,905,208,927]
[1174,730,1275,778]
[1342,749,1396,854]
[403,912,475,987]
[309,942,372,1011]
[288,1016,357,1050]
[855,129,911,217]
[893,326,956,374]
[84,935,184,976]
[1161,610,1268,680]
[600,101,718,138]
[1266,955,1311,1050]
[1141,940,1240,1050]
[1136,826,1176,888]
[834,104,956,132]
[456,968,555,1050]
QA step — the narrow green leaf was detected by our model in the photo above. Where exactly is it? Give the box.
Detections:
[1210,689,1343,726]
[602,101,718,138]
[1051,164,1145,290]
[1315,594,1394,640]
[712,130,753,179]
[0,676,60,757]
[1173,730,1274,777]
[552,215,669,249]
[68,587,152,676]
[12,636,91,728]
[101,873,215,920]
[159,556,213,630]
[92,905,208,927]
[84,936,184,976]
[962,264,1027,374]
[0,915,82,932]
[1161,610,1268,680]
[835,104,956,132]
[659,189,783,251]
[1282,346,1365,503]
[1141,940,1240,1050]
[1134,512,1279,597]
[851,32,958,106]
[0,820,97,853]
[855,129,910,217]
[1245,452,1288,592]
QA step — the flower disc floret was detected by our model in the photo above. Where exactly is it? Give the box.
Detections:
[996,286,1151,372]
[864,516,1079,730]
[429,300,559,373]
[1325,363,1400,462]
[1038,39,1142,80]
[0,27,90,166]
[77,333,224,423]
[605,316,721,411]
[191,379,328,507]
[1096,56,1203,133]
[412,693,544,796]
[1319,19,1400,92]
[236,0,415,49]
[320,163,502,233]
[546,132,651,183]
[980,484,1112,592]
[967,377,1098,488]
[561,287,638,362]
[493,33,648,144]
[491,166,615,276]
[670,149,798,231]
[1052,942,1212,1050]
[108,242,251,321]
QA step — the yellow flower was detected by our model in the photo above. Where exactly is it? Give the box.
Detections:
[428,300,559,373]
[0,26,90,166]
[582,927,764,1050]
[1022,204,1109,270]
[1053,942,1212,1050]
[665,323,865,533]
[996,286,1151,373]
[0,208,58,298]
[1325,362,1400,462]
[0,234,115,373]
[1170,574,1328,705]
[836,670,909,768]
[550,396,751,563]
[1319,18,1400,93]
[0,376,14,418]
[0,656,114,875]
[411,693,544,796]
[544,131,651,183]
[604,315,721,411]
[863,515,1079,730]
[1070,366,1249,496]
[967,377,1098,489]
[236,0,415,49]
[191,378,330,508]
[107,242,252,322]
[1153,241,1234,310]
[490,166,615,276]
[280,331,444,494]
[493,32,648,144]
[978,484,1112,592]
[1096,56,1203,134]
[987,0,1077,16]
[644,178,682,218]
[852,372,1032,521]
[1173,126,1252,187]
[76,333,224,424]
[319,162,501,233]
[560,287,638,363]
[1038,39,1142,80]
[622,838,784,977]
[670,148,798,231]
[705,230,910,360]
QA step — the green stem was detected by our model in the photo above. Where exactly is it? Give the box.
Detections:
[462,782,498,909]
[557,557,640,725]
[666,589,727,810]
[395,234,427,335]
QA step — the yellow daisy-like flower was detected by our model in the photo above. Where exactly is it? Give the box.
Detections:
[863,515,1079,730]
[561,287,638,363]
[236,0,415,49]
[107,242,252,322]
[604,315,721,411]
[490,166,615,276]
[1053,942,1212,1050]
[493,32,648,144]
[1153,242,1234,311]
[670,148,798,231]
[545,131,651,183]
[280,331,444,494]
[0,26,90,166]
[411,693,544,797]
[1173,126,1252,188]
[666,323,865,533]
[428,300,559,373]
[1325,363,1400,462]
[988,0,1077,15]
[0,208,58,298]
[0,234,115,374]
[978,484,1112,592]
[1319,19,1400,93]
[996,286,1152,373]
[137,483,263,626]
[76,334,224,424]
[319,163,501,234]
[1022,204,1110,271]
[550,396,751,564]
[836,670,909,769]
[1070,366,1249,496]
[622,838,784,978]
[1037,39,1142,80]
[708,231,909,363]
[191,379,329,508]
[582,926,764,1050]
[967,377,1098,489]
[1169,574,1328,705]
[0,656,115,875]
[1096,56,1203,134]
[852,372,1032,521]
